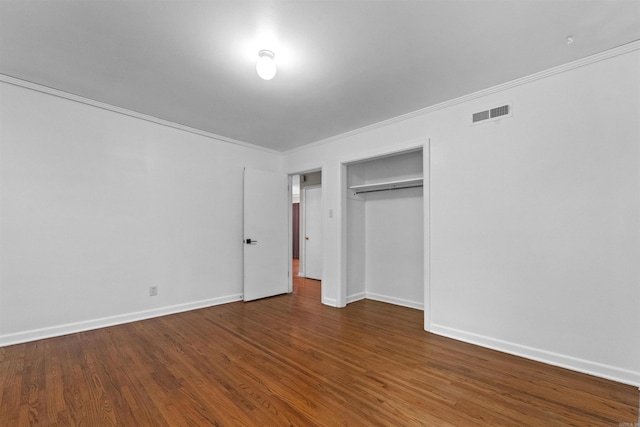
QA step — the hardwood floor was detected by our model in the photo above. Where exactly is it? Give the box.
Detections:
[1,262,637,426]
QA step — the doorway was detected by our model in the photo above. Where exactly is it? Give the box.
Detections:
[291,171,322,300]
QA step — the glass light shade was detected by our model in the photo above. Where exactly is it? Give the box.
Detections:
[256,50,276,80]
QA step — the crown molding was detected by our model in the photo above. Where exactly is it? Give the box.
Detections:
[284,40,640,155]
[0,74,280,155]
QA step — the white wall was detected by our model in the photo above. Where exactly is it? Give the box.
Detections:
[364,188,423,308]
[0,81,281,344]
[346,195,366,301]
[284,46,640,386]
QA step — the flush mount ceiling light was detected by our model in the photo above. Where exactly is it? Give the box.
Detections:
[256,50,276,80]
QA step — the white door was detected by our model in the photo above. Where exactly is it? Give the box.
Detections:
[243,168,289,301]
[304,186,322,280]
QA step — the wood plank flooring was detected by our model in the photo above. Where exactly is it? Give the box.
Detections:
[1,261,638,426]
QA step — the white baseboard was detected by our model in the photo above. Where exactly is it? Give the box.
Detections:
[0,294,242,347]
[365,292,424,310]
[430,323,640,387]
[347,292,365,304]
[322,297,337,307]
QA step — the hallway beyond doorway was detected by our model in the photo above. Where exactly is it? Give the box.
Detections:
[292,258,321,302]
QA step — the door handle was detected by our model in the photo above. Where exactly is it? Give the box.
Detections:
[245,238,258,245]
[305,237,309,240]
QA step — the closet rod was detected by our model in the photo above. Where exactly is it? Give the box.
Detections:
[353,184,423,195]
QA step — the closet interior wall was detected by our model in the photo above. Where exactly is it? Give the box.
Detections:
[346,149,424,309]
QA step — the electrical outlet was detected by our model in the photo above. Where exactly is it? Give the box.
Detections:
[149,286,158,296]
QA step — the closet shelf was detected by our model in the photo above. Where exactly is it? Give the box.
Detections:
[348,177,423,194]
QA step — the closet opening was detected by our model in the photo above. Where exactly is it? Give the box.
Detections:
[290,170,322,302]
[344,148,425,313]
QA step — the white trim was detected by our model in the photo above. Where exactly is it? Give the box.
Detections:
[346,292,422,309]
[430,323,640,387]
[322,297,337,307]
[346,292,366,304]
[423,138,432,332]
[339,139,425,167]
[0,294,242,347]
[284,40,640,155]
[338,163,349,308]
[287,175,294,294]
[365,292,424,311]
[0,74,278,155]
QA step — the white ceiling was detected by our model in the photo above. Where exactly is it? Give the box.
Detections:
[1,0,639,152]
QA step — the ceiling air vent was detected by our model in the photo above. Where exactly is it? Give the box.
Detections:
[472,103,512,125]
